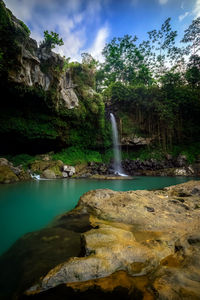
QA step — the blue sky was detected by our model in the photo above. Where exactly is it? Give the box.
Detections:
[4,0,200,62]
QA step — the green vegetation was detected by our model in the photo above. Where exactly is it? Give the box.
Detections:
[0,0,199,166]
[19,20,30,36]
[97,17,200,151]
[5,153,36,168]
[52,147,102,165]
[40,30,64,50]
[168,142,200,163]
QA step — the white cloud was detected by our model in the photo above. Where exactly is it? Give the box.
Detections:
[179,11,189,21]
[87,26,109,62]
[4,0,35,21]
[158,0,168,5]
[194,0,200,17]
[54,21,86,61]
[4,0,108,62]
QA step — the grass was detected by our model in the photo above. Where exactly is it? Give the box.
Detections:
[5,153,37,168]
[3,142,200,169]
[52,147,103,166]
[169,142,200,164]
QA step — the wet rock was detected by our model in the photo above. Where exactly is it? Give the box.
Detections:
[0,211,91,300]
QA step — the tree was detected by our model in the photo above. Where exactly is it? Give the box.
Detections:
[146,18,177,78]
[101,34,152,86]
[185,54,200,86]
[181,17,200,55]
[40,30,64,50]
[81,53,97,67]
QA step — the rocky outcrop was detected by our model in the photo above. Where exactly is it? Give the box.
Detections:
[29,160,76,179]
[122,157,198,176]
[121,135,152,146]
[9,180,198,299]
[0,158,31,183]
[0,212,92,299]
[0,1,79,110]
[63,165,76,177]
[74,158,199,178]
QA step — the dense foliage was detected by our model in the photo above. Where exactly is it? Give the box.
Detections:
[40,30,64,50]
[0,0,200,165]
[97,17,200,150]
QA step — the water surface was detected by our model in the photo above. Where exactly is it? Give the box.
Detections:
[0,176,197,255]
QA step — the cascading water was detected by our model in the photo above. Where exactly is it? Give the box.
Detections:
[110,113,127,176]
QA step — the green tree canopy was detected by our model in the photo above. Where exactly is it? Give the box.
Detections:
[41,30,64,50]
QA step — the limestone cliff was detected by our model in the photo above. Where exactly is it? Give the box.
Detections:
[0,1,78,110]
[0,1,106,154]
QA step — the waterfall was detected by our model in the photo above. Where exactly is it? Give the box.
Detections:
[110,113,127,176]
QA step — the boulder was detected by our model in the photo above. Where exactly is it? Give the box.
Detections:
[62,172,68,178]
[30,160,64,178]
[63,165,76,177]
[42,169,56,179]
[176,154,187,167]
[0,165,19,184]
[0,158,11,166]
[24,180,200,299]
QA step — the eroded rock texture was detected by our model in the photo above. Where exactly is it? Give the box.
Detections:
[1,180,197,299]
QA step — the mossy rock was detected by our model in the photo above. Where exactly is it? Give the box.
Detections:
[42,169,56,179]
[17,169,32,181]
[0,165,19,184]
[49,165,63,177]
[29,160,63,174]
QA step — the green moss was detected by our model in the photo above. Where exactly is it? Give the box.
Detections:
[49,165,62,177]
[19,20,30,36]
[0,1,12,29]
[29,160,63,175]
[0,115,58,140]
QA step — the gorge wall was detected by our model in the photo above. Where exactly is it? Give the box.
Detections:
[0,1,107,154]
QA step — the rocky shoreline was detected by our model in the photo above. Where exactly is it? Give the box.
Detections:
[0,154,200,184]
[0,180,200,299]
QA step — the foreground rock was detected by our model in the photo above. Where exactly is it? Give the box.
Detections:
[0,180,196,299]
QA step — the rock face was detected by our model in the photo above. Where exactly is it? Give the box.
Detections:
[74,159,199,178]
[122,158,198,176]
[0,1,79,110]
[17,180,200,299]
[10,32,79,110]
[121,135,152,146]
